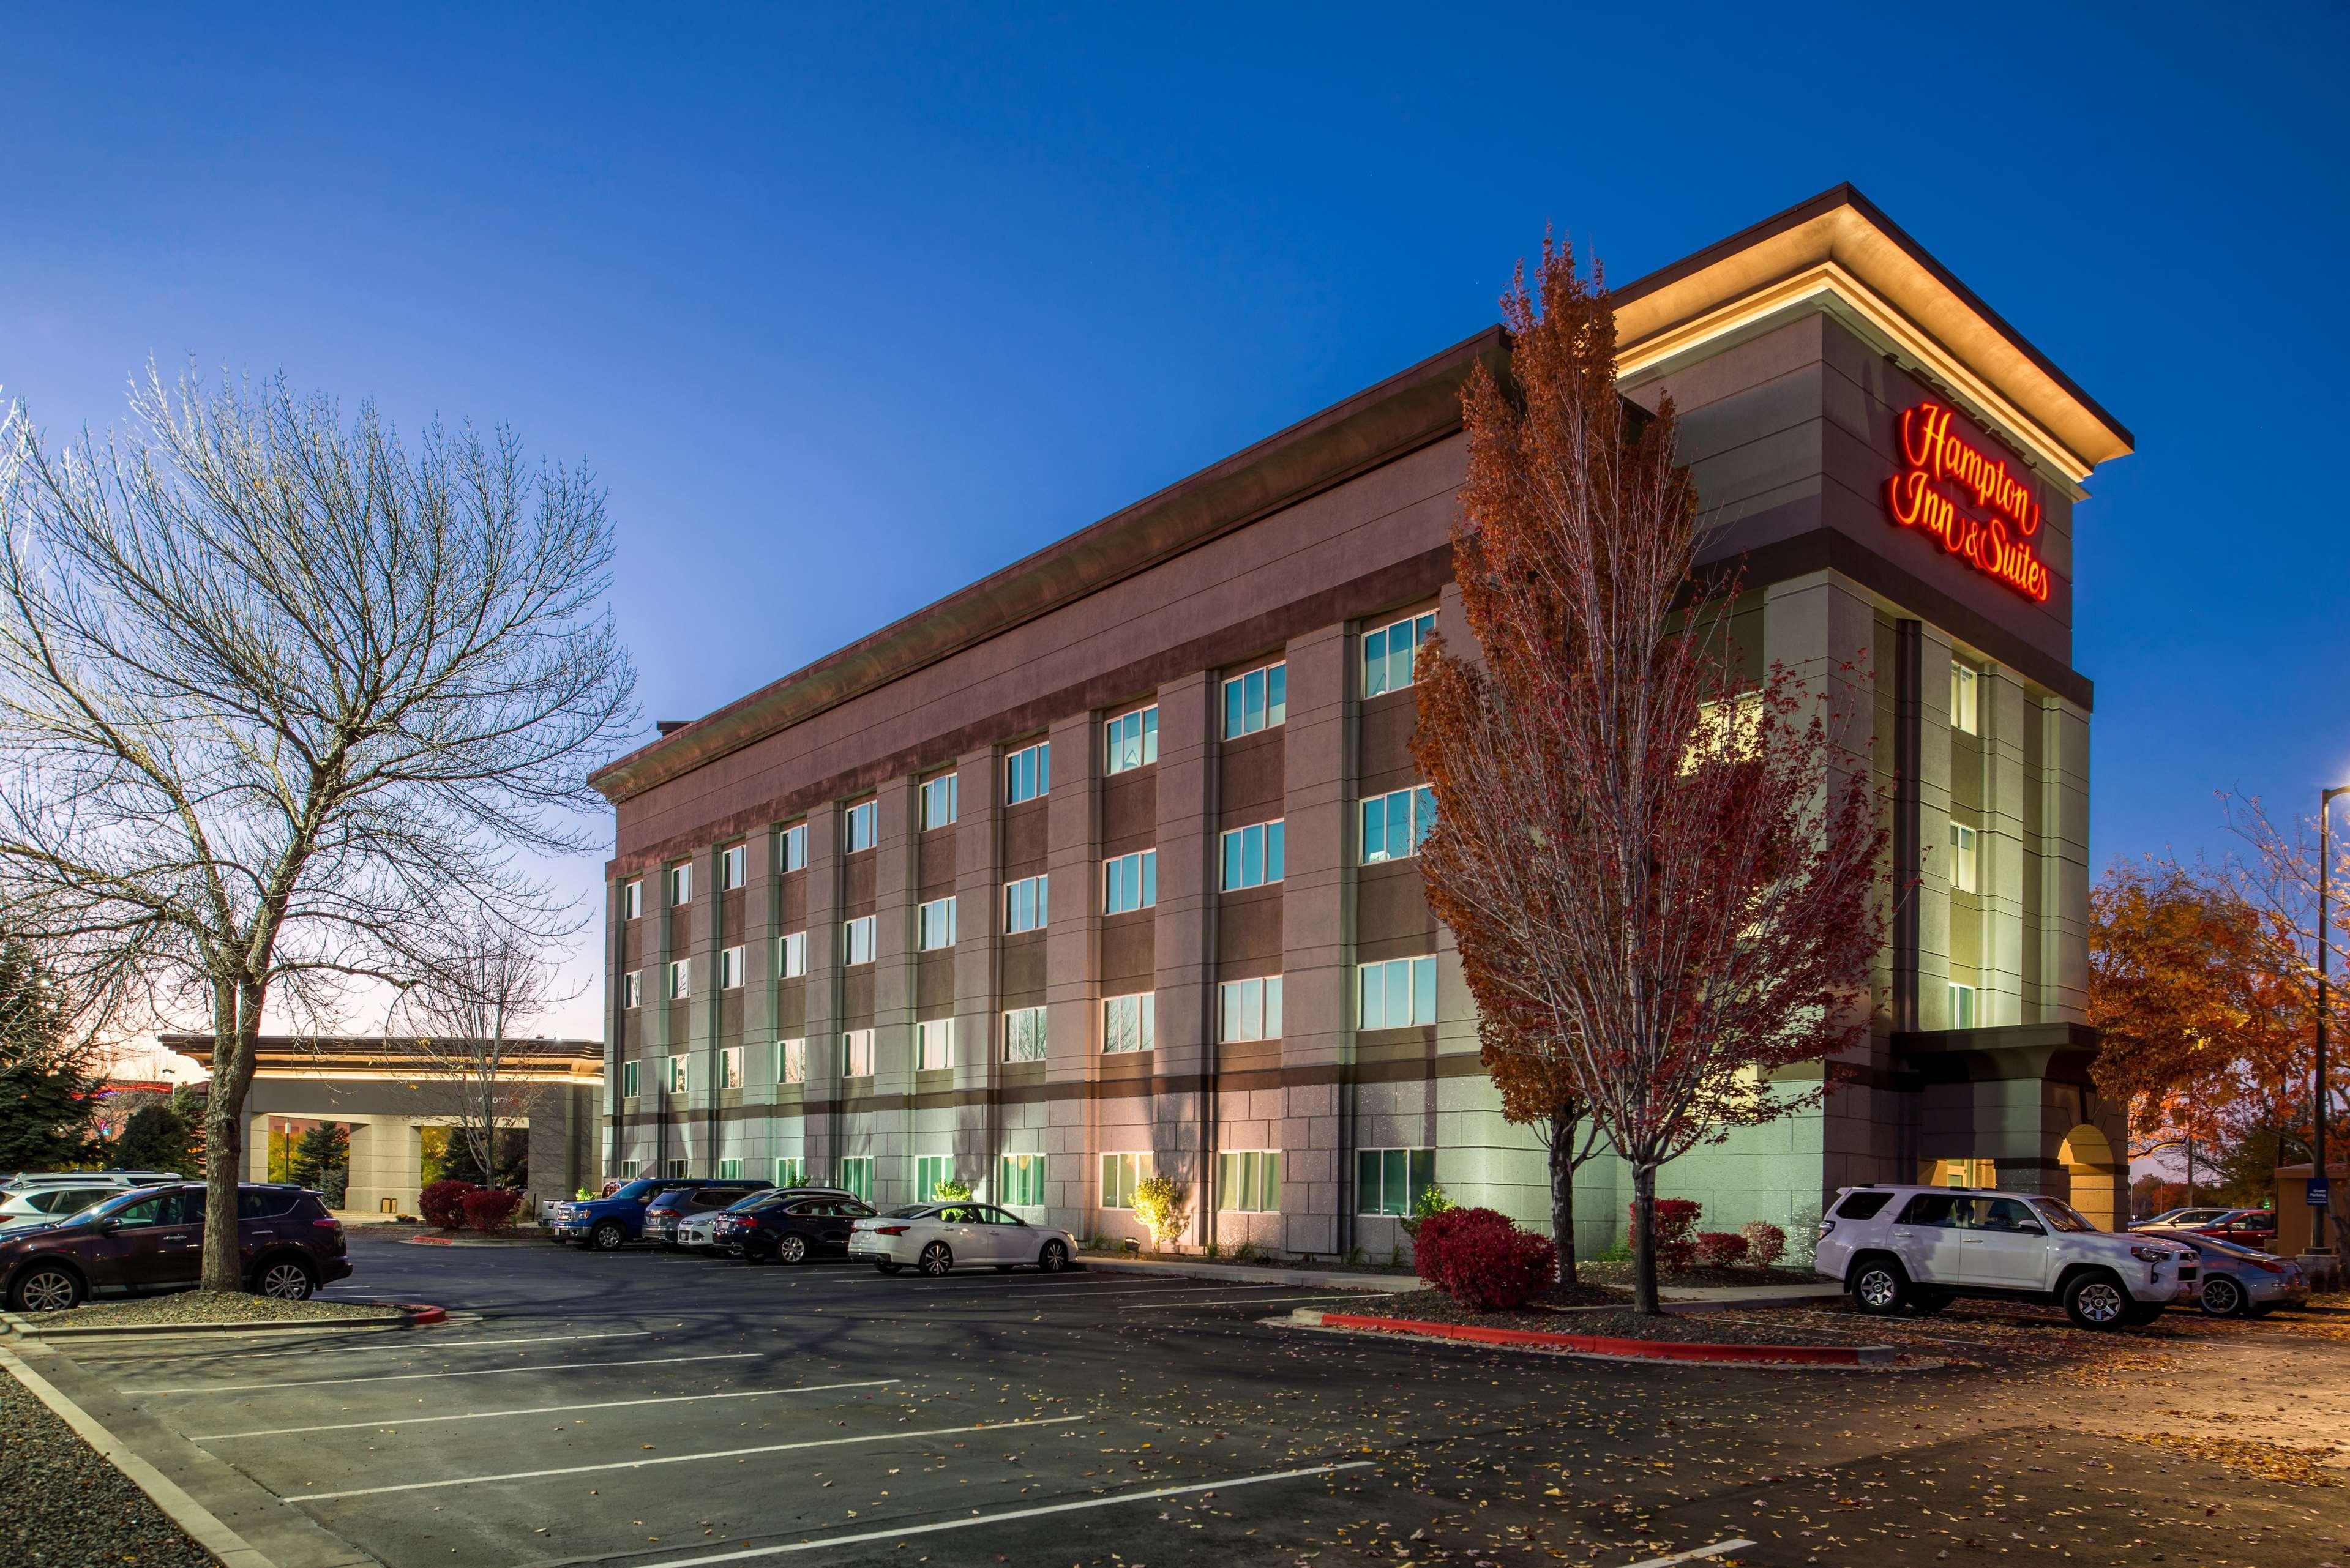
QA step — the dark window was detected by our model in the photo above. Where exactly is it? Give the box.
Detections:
[238,1190,299,1220]
[1975,1198,2039,1233]
[1896,1193,1961,1227]
[114,1190,199,1228]
[1833,1190,1894,1220]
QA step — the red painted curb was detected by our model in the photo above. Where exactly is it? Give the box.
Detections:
[400,1304,449,1325]
[1315,1312,1895,1366]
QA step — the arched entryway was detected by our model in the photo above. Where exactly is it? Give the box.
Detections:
[2060,1123,2122,1230]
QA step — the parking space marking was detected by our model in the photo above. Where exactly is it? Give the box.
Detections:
[285,1414,1088,1501]
[83,1329,654,1364]
[1619,1539,1756,1568]
[629,1460,1377,1566]
[185,1379,902,1440]
[125,1351,759,1394]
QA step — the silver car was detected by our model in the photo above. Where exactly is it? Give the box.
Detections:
[2138,1227,2309,1317]
[676,1208,730,1253]
[0,1186,116,1234]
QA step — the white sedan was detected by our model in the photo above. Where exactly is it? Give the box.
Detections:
[850,1203,1078,1276]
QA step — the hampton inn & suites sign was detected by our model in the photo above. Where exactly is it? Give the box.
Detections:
[1885,401,2053,603]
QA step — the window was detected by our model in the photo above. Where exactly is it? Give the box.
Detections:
[1106,707,1159,774]
[916,1017,956,1071]
[839,1157,872,1203]
[1217,1150,1281,1213]
[1218,976,1284,1042]
[921,773,959,829]
[622,1160,641,1178]
[777,1037,807,1085]
[1948,982,1978,1029]
[622,971,641,1010]
[996,1152,1044,1207]
[720,843,746,890]
[1002,1006,1047,1062]
[719,945,746,990]
[622,879,643,919]
[1102,992,1155,1054]
[666,959,690,1000]
[1222,662,1287,738]
[666,1158,689,1180]
[775,1155,805,1187]
[1355,1147,1435,1217]
[844,800,877,853]
[717,1157,743,1179]
[1220,820,1285,890]
[621,1059,640,1099]
[841,1029,875,1078]
[1363,611,1437,697]
[918,897,957,950]
[778,930,808,979]
[719,1047,743,1089]
[844,916,877,965]
[1006,741,1050,804]
[1103,850,1158,914]
[778,823,808,872]
[666,1053,689,1093]
[916,1154,956,1201]
[1951,662,1980,735]
[667,862,692,906]
[1950,821,1979,894]
[1358,956,1437,1029]
[1831,1189,1895,1221]
[1101,1152,1153,1210]
[1003,875,1049,933]
[1360,785,1437,864]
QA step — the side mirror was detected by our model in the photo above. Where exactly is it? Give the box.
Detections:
[94,1218,120,1234]
[2018,1222,2044,1236]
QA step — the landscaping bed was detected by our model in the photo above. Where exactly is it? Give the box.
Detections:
[0,1372,217,1567]
[19,1293,406,1327]
[1356,1287,1882,1345]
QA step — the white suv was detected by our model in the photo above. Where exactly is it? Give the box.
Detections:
[1814,1185,2198,1331]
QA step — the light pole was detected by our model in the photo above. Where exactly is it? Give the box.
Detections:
[2313,784,2349,1264]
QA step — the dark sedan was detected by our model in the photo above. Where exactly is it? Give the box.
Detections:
[712,1189,875,1264]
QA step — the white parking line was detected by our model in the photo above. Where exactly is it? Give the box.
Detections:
[1620,1539,1757,1568]
[630,1461,1375,1566]
[187,1379,902,1439]
[91,1330,654,1362]
[285,1414,1087,1501]
[125,1351,759,1394]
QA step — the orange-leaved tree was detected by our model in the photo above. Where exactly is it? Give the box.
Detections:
[1413,236,1887,1314]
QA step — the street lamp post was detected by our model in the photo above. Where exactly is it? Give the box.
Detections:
[2313,785,2349,1273]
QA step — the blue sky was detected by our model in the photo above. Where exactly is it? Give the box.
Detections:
[4,6,2344,1041]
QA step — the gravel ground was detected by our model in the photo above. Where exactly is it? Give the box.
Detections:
[0,1372,219,1567]
[21,1293,406,1327]
[1344,1287,1885,1344]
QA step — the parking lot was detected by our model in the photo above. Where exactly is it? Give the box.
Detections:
[21,1232,2350,1568]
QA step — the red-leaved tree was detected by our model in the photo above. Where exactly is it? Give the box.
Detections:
[1413,236,1887,1314]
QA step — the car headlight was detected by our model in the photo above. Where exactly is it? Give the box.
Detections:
[2130,1245,2176,1263]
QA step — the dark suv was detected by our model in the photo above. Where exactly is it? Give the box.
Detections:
[710,1188,874,1264]
[0,1182,351,1312]
[645,1181,776,1249]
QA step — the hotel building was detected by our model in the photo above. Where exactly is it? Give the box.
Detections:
[589,185,2136,1256]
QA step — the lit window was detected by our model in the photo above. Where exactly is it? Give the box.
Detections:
[720,843,746,890]
[1103,850,1158,914]
[1950,822,1979,894]
[666,959,690,1001]
[1362,612,1437,697]
[1004,875,1049,933]
[1000,1152,1046,1208]
[1357,957,1437,1029]
[916,1154,957,1201]
[844,916,877,965]
[778,930,808,978]
[665,1053,688,1093]
[718,945,745,990]
[921,773,959,830]
[1106,707,1159,774]
[667,862,692,906]
[620,1059,640,1099]
[918,897,957,951]
[779,823,808,872]
[719,1047,743,1089]
[1222,662,1287,738]
[1102,993,1155,1054]
[844,801,877,853]
[1006,742,1051,805]
[1218,976,1284,1042]
[1100,1151,1153,1210]
[774,1155,805,1186]
[1948,982,1978,1029]
[916,1017,956,1070]
[777,1037,806,1084]
[718,1157,743,1179]
[839,1157,872,1203]
[621,879,643,919]
[1220,820,1285,890]
[1002,1006,1048,1062]
[1360,785,1437,864]
[621,971,641,1010]
[842,1029,875,1077]
[1217,1150,1281,1213]
[1355,1148,1435,1217]
[1951,662,1980,736]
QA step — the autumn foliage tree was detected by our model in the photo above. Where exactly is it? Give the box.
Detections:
[1413,237,1887,1314]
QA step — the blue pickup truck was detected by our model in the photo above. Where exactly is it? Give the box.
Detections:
[550,1178,770,1251]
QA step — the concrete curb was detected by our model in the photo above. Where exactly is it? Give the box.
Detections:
[1290,1307,1906,1367]
[397,1231,548,1247]
[4,1302,447,1339]
[1077,1256,1420,1291]
[0,1338,279,1568]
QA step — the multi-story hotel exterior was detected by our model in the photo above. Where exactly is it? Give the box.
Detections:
[588,185,2137,1258]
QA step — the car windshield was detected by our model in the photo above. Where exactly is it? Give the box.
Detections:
[2030,1198,2097,1233]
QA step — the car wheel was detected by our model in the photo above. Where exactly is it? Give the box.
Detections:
[874,1261,902,1275]
[778,1234,808,1265]
[9,1264,84,1313]
[1849,1257,1909,1315]
[254,1259,316,1301]
[2198,1276,2245,1318]
[2062,1270,2131,1331]
[1909,1288,1952,1316]
[919,1242,954,1277]
[1038,1239,1069,1273]
[590,1221,627,1252]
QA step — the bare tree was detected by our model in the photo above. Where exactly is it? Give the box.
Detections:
[0,365,635,1291]
[391,912,572,1192]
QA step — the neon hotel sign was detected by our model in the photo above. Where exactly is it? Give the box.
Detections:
[1885,401,2051,603]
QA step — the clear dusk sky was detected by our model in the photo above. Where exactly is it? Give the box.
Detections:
[2,6,2344,1048]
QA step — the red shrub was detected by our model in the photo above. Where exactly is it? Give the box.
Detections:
[1693,1231,1749,1268]
[1413,1206,1557,1311]
[1631,1197,1704,1274]
[1740,1220,1788,1267]
[419,1179,477,1228]
[461,1189,522,1233]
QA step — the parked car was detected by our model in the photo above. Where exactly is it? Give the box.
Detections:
[551,1177,770,1251]
[2,1170,187,1195]
[645,1182,776,1249]
[712,1189,874,1264]
[2161,1209,2279,1250]
[1815,1185,2198,1329]
[849,1202,1079,1277]
[2132,1207,2233,1231]
[0,1185,118,1234]
[2137,1227,2308,1317]
[0,1182,350,1312]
